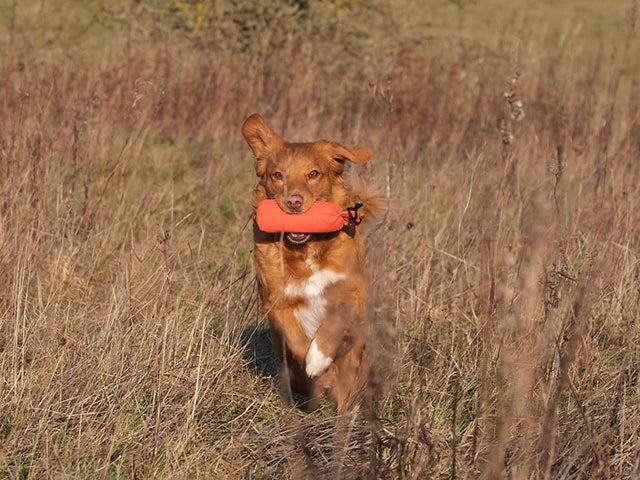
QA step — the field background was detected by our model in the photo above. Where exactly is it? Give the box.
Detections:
[1,0,639,478]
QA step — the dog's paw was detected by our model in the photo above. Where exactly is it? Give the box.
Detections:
[305,339,333,378]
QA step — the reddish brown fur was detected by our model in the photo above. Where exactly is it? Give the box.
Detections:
[242,113,378,413]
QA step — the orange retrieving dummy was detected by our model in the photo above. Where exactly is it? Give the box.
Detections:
[256,199,361,233]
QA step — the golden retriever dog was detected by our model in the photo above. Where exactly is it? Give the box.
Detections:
[242,114,380,413]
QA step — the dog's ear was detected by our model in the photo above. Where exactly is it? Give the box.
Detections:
[322,142,373,174]
[241,114,284,177]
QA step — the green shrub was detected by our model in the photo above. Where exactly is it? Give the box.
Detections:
[92,0,369,52]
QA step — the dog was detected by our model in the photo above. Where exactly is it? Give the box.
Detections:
[242,114,381,413]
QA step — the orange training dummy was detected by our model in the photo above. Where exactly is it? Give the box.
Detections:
[256,199,362,234]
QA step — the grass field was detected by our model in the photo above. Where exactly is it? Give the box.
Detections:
[1,0,639,478]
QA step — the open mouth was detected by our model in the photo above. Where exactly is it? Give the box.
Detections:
[285,232,311,244]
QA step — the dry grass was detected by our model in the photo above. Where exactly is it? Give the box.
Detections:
[1,0,639,478]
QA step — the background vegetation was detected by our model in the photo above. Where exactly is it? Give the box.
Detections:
[1,0,639,478]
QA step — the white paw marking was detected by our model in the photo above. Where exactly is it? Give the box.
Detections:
[284,265,345,339]
[305,339,333,378]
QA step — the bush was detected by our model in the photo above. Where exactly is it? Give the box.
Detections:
[92,0,370,53]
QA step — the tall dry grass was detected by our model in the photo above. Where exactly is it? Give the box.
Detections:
[1,0,639,478]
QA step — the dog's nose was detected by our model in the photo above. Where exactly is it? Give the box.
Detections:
[286,194,303,212]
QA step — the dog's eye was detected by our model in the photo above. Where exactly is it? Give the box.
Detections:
[272,172,283,180]
[308,170,319,179]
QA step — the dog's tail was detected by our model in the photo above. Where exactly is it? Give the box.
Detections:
[352,187,387,225]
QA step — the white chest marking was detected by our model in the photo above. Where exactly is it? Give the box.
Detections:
[284,265,345,339]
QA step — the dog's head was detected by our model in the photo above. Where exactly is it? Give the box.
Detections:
[242,114,372,244]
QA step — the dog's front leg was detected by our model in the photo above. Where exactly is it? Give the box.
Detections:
[270,307,312,365]
[305,287,362,379]
[305,337,337,378]
[305,320,344,378]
